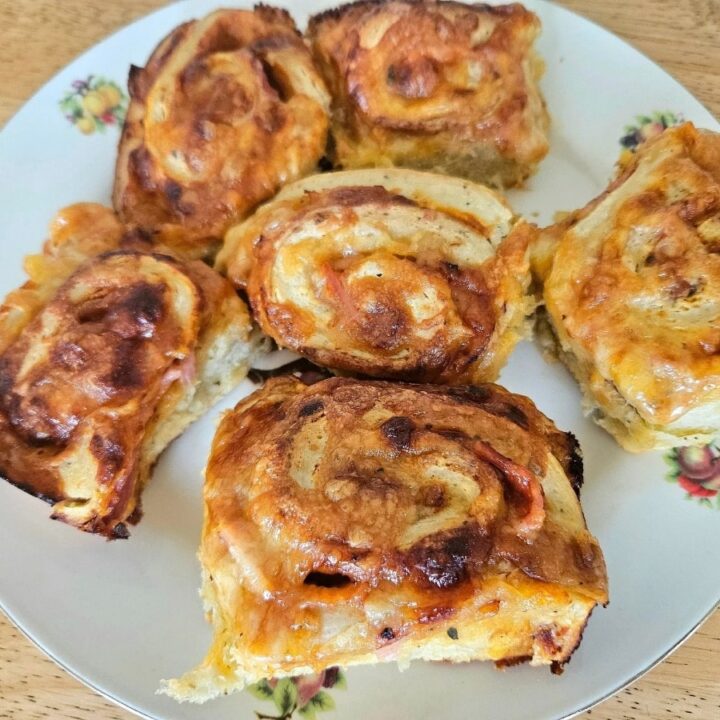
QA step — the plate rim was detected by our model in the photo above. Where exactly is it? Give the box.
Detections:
[2,0,718,135]
[0,1,718,720]
[4,593,718,720]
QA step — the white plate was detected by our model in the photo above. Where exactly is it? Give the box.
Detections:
[0,2,718,719]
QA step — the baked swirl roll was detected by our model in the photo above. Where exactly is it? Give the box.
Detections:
[113,6,330,256]
[166,376,607,701]
[535,123,720,451]
[218,169,534,383]
[0,204,257,537]
[307,0,549,187]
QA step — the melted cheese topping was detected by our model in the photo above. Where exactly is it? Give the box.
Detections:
[165,377,608,701]
[113,7,330,253]
[540,123,720,450]
[218,168,534,384]
[307,1,549,187]
[0,204,255,537]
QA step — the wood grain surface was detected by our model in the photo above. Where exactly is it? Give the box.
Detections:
[0,1,719,719]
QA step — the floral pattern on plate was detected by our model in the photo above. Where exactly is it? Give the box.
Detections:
[618,111,683,165]
[665,443,720,507]
[619,112,719,510]
[247,667,346,719]
[60,75,126,134]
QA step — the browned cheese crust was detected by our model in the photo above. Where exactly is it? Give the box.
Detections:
[307,0,549,187]
[166,376,608,700]
[113,5,331,256]
[0,204,255,537]
[218,168,535,384]
[535,123,720,451]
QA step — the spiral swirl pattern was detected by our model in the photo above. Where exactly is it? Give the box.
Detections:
[113,6,330,255]
[539,123,720,450]
[0,208,255,537]
[219,168,534,384]
[167,376,608,698]
[308,0,548,187]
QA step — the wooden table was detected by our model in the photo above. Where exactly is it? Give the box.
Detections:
[0,1,718,718]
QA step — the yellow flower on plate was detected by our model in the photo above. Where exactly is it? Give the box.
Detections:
[76,113,95,134]
[98,84,121,109]
[82,90,106,116]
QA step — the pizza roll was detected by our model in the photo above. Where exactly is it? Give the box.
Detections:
[165,376,607,701]
[218,168,535,384]
[307,0,548,187]
[0,205,258,537]
[535,123,720,451]
[113,6,330,257]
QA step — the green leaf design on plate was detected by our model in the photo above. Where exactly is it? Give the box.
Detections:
[298,705,317,720]
[249,669,346,718]
[273,678,299,715]
[333,669,347,690]
[247,679,275,700]
[306,691,335,711]
[297,690,336,718]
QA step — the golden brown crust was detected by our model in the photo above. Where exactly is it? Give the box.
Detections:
[537,123,720,450]
[307,0,549,187]
[167,376,607,699]
[218,168,535,383]
[113,6,330,255]
[0,205,127,351]
[0,205,256,537]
